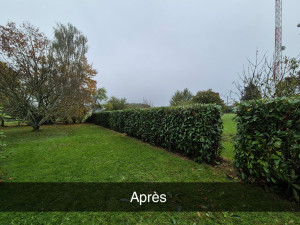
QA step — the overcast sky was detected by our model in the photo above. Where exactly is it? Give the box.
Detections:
[1,0,300,106]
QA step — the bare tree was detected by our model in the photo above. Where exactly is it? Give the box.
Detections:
[232,51,299,102]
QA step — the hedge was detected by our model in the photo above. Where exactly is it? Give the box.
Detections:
[88,104,223,164]
[234,97,300,202]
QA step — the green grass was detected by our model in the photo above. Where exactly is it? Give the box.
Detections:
[0,121,299,224]
[221,114,236,161]
[2,121,27,127]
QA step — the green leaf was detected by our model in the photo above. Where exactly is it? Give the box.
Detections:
[274,141,282,148]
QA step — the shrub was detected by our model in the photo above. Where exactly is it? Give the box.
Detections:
[88,104,223,165]
[234,97,300,202]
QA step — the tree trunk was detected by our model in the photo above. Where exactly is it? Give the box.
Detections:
[32,124,40,131]
[1,119,4,127]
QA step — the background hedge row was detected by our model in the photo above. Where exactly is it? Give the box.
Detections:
[88,104,223,164]
[234,97,300,202]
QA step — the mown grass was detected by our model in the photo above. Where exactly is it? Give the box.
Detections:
[0,120,299,224]
[221,113,236,161]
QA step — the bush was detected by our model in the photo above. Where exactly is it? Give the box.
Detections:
[88,104,223,165]
[234,97,300,202]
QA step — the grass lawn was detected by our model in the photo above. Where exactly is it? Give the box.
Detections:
[0,117,299,224]
[221,114,236,161]
[1,121,27,127]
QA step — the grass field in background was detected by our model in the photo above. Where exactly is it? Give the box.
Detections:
[0,116,299,224]
[221,113,236,161]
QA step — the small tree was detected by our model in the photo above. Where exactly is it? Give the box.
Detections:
[276,72,300,97]
[240,81,261,101]
[92,87,108,112]
[169,88,193,106]
[192,89,225,109]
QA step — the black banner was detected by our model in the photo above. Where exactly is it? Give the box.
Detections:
[0,182,298,212]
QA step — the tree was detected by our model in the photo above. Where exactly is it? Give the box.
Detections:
[52,23,97,123]
[192,89,225,109]
[0,22,97,130]
[240,81,261,101]
[105,97,127,110]
[233,51,300,102]
[276,72,300,97]
[169,88,193,106]
[0,23,61,130]
[92,87,108,112]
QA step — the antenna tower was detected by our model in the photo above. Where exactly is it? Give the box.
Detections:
[274,0,282,79]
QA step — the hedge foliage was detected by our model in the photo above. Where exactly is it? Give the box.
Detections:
[88,104,223,164]
[234,97,300,202]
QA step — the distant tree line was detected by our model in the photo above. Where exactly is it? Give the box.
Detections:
[169,88,226,111]
[92,87,152,111]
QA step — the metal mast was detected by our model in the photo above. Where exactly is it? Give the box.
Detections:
[274,0,282,79]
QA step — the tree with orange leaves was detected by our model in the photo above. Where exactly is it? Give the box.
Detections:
[51,23,97,123]
[0,22,97,130]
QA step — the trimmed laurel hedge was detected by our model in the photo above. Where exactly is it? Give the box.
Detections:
[88,104,223,164]
[234,97,300,202]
